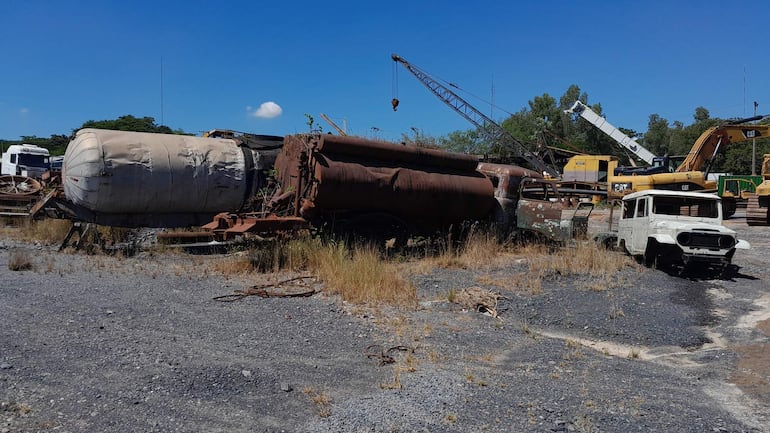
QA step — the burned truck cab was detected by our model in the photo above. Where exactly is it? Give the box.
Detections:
[477,162,571,242]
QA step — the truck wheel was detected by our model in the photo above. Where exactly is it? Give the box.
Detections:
[719,262,733,279]
[619,239,631,256]
[644,240,659,268]
[602,237,614,250]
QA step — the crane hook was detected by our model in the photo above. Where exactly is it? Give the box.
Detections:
[391,98,399,112]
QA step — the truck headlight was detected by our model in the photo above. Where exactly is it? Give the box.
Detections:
[718,235,736,249]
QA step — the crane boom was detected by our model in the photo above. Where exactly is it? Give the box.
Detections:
[564,101,656,165]
[320,113,347,136]
[391,54,559,177]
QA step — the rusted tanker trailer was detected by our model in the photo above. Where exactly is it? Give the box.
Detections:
[205,134,577,242]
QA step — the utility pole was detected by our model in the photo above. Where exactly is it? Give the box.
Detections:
[753,101,758,175]
[160,56,165,127]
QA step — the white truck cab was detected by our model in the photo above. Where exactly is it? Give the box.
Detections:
[1,144,51,179]
[617,189,749,271]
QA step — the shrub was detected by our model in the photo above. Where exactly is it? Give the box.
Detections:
[8,249,33,271]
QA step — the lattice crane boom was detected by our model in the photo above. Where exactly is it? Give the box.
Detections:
[391,54,559,177]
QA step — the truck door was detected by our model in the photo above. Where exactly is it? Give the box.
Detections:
[631,196,650,252]
[516,178,566,241]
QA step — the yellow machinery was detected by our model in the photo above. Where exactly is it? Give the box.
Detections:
[562,154,618,184]
[560,155,617,203]
[677,121,769,173]
[747,154,770,225]
[608,122,770,207]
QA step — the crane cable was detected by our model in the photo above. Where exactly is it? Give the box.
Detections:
[391,56,516,118]
[391,61,399,111]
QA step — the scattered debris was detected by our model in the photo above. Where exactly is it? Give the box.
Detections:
[452,287,505,318]
[213,276,317,302]
[364,344,413,366]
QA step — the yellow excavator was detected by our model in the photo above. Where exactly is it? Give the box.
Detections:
[747,154,770,225]
[608,118,770,217]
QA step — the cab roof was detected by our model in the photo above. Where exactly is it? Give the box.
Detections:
[621,189,720,201]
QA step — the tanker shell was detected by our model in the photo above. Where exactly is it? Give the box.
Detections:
[276,135,495,224]
[64,128,250,214]
[308,156,495,224]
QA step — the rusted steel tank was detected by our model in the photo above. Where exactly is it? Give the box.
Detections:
[273,134,495,224]
[61,128,281,227]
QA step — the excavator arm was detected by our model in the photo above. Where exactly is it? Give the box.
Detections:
[676,116,769,173]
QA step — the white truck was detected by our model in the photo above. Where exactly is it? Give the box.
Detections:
[615,189,749,272]
[1,144,51,179]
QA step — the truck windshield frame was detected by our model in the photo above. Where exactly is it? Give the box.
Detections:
[651,195,719,218]
[18,154,49,168]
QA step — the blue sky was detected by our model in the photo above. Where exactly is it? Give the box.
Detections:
[2,1,770,143]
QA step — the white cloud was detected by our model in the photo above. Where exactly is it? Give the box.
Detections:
[249,101,282,119]
[19,108,29,114]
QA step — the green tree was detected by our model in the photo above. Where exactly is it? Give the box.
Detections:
[80,115,176,134]
[694,107,710,123]
[430,83,770,177]
[668,109,718,156]
[640,114,671,156]
[720,139,770,174]
[400,127,440,149]
[555,84,587,139]
[439,129,487,154]
[1,115,188,156]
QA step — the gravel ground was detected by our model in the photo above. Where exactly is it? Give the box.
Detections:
[1,210,769,433]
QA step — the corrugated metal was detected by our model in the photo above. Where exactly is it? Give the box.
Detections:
[63,129,253,214]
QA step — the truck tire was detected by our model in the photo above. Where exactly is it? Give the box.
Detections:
[644,239,659,268]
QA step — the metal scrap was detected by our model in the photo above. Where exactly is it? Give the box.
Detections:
[364,344,413,366]
[213,276,317,302]
[452,287,506,318]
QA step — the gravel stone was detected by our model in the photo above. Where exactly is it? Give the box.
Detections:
[1,211,768,432]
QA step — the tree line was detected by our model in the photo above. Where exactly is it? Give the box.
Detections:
[4,90,769,175]
[402,84,770,175]
[0,115,186,155]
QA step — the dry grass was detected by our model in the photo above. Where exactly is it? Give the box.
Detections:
[380,366,404,390]
[210,237,320,275]
[16,219,72,245]
[210,252,253,275]
[210,238,417,306]
[503,241,633,294]
[209,227,631,305]
[6,219,137,253]
[413,229,505,272]
[302,386,332,417]
[529,241,629,278]
[8,249,33,271]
